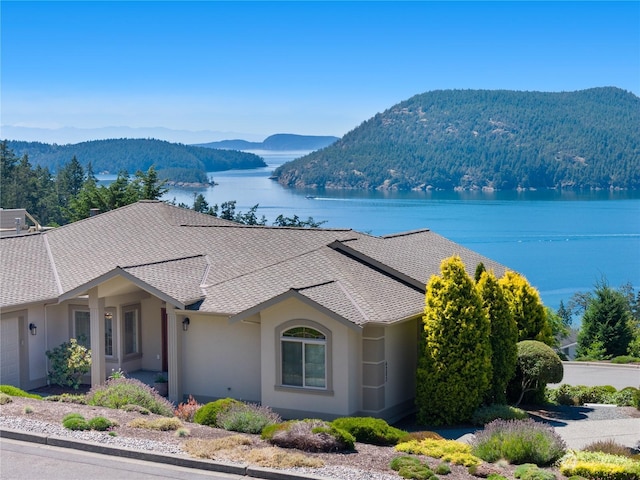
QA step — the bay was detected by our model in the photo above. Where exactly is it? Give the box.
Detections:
[109,151,640,312]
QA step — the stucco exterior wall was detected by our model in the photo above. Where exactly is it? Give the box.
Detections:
[181,313,261,403]
[384,318,419,415]
[259,297,361,419]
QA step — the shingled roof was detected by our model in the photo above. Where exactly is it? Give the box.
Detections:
[1,201,507,326]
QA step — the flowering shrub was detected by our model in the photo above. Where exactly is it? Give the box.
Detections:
[471,419,566,466]
[45,338,91,389]
[86,377,174,416]
[216,402,281,434]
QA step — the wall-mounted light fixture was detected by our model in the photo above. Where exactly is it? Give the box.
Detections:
[29,323,37,336]
[182,317,190,331]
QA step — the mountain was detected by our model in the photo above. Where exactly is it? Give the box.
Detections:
[5,138,266,183]
[0,125,264,145]
[197,133,339,151]
[273,88,640,191]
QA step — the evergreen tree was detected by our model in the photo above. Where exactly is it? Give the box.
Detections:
[416,256,491,425]
[499,271,553,345]
[477,270,517,405]
[133,165,168,200]
[556,300,573,328]
[577,279,634,359]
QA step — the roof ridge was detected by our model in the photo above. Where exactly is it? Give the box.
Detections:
[180,224,355,232]
[202,243,337,289]
[43,234,63,295]
[122,254,206,269]
[381,228,431,239]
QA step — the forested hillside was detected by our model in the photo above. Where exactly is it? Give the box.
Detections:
[197,133,339,151]
[273,88,640,191]
[5,138,266,183]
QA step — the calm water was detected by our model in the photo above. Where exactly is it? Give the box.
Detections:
[104,151,640,311]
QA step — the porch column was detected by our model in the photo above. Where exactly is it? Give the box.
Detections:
[167,308,183,403]
[88,287,105,387]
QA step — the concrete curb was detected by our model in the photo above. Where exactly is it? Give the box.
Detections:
[562,361,640,369]
[0,428,332,480]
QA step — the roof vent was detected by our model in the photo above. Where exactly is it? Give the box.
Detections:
[89,208,100,217]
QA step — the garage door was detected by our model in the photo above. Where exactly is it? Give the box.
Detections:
[0,317,21,386]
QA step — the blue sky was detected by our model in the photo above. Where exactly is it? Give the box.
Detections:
[2,1,639,143]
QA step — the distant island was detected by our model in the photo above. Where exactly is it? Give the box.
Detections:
[196,133,339,151]
[273,87,640,191]
[5,138,267,184]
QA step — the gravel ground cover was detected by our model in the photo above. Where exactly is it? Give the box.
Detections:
[1,394,638,480]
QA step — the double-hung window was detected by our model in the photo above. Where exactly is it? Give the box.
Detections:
[281,326,326,388]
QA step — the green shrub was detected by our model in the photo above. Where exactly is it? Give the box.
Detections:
[193,398,241,427]
[560,450,640,480]
[514,463,556,480]
[471,404,529,425]
[0,385,42,399]
[63,415,90,431]
[86,377,174,416]
[547,385,637,406]
[435,461,452,475]
[263,419,355,452]
[45,338,91,389]
[121,404,150,415]
[610,356,640,364]
[487,475,509,480]
[43,393,87,404]
[390,455,434,480]
[613,387,639,407]
[471,419,566,466]
[216,402,281,434]
[331,417,407,446]
[87,416,115,431]
[390,456,423,470]
[0,393,13,404]
[62,412,85,422]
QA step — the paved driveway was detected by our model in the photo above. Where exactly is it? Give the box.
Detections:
[549,362,639,390]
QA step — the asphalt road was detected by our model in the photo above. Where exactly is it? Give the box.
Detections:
[0,438,244,480]
[549,362,640,390]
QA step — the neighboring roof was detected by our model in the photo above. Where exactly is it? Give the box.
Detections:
[1,200,508,326]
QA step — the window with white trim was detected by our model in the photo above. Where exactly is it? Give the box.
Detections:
[281,327,326,388]
[123,304,140,355]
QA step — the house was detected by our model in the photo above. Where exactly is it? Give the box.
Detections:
[0,200,506,421]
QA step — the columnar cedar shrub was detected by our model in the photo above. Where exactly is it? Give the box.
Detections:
[477,270,518,404]
[416,255,491,426]
[499,271,553,346]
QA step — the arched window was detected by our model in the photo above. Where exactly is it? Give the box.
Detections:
[281,326,326,388]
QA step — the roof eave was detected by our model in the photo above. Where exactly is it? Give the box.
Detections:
[229,288,363,332]
[57,267,187,309]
